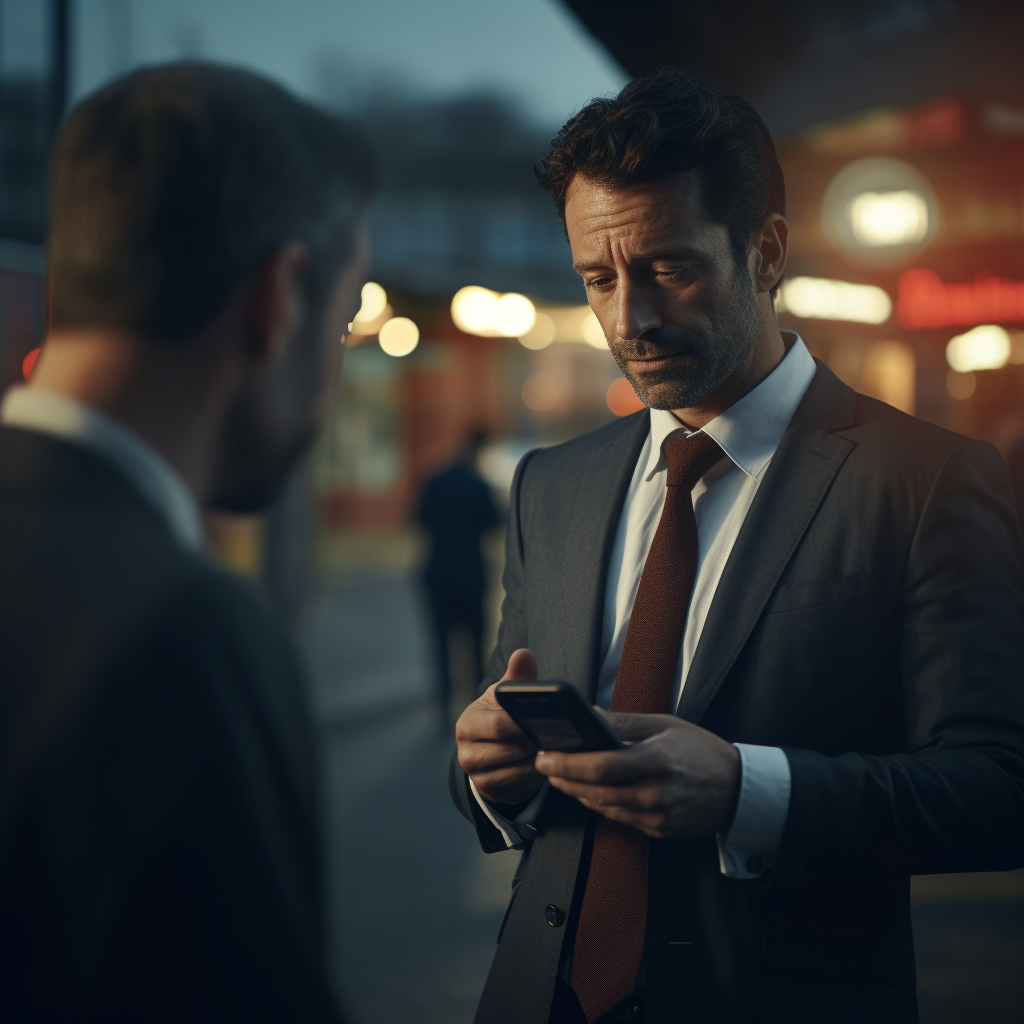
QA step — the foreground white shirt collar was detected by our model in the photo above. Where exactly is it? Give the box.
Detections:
[645,331,816,481]
[1,385,204,552]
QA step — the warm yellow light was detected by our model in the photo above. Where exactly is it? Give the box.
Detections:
[580,309,607,348]
[848,191,929,247]
[493,293,537,337]
[781,277,891,324]
[945,324,1010,373]
[378,316,419,357]
[451,286,499,334]
[354,281,388,324]
[520,312,556,350]
[947,370,976,399]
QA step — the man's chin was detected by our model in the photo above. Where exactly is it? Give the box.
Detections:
[627,373,709,411]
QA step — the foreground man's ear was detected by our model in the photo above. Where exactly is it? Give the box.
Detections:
[245,241,310,360]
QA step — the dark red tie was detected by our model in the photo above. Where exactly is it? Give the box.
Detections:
[570,432,724,1022]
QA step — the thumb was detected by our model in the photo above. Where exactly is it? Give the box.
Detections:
[478,649,539,710]
[500,648,538,684]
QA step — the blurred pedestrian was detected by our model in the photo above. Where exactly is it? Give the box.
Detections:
[0,64,377,1022]
[418,430,501,728]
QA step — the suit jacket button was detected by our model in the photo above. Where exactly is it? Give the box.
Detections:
[746,855,764,874]
[545,904,565,927]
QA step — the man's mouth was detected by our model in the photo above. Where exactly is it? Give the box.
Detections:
[627,351,693,373]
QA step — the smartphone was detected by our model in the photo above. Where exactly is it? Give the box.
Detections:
[495,681,624,752]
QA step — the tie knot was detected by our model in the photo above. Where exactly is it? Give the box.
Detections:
[663,432,724,489]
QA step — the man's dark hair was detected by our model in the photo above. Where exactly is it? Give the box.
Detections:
[535,67,785,281]
[49,62,379,342]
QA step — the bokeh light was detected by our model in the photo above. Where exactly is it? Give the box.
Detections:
[492,293,537,337]
[451,286,499,334]
[947,370,976,400]
[848,191,929,247]
[781,277,892,324]
[354,281,388,325]
[378,316,420,357]
[21,347,40,379]
[519,312,556,350]
[580,309,607,348]
[945,324,1011,373]
[606,377,645,417]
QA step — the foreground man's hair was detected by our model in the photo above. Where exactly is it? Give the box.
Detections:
[536,66,785,277]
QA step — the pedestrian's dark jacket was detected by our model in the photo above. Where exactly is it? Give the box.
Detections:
[418,460,501,597]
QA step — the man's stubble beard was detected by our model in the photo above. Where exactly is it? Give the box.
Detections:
[610,271,761,411]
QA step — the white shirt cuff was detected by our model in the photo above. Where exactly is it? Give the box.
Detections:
[716,744,791,879]
[468,777,550,849]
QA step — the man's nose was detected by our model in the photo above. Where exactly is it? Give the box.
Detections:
[615,278,661,342]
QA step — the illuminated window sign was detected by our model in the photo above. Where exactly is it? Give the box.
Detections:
[897,269,1024,330]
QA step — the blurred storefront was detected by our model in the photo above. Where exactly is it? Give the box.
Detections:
[776,95,1024,450]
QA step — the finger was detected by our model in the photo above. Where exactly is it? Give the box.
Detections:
[535,744,663,785]
[463,754,539,781]
[575,797,664,835]
[595,708,683,743]
[459,707,534,745]
[459,744,536,775]
[499,648,538,684]
[545,776,662,810]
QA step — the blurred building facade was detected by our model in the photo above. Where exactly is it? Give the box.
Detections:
[0,0,64,396]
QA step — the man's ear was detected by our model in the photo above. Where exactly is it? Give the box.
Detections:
[751,215,788,295]
[245,242,309,359]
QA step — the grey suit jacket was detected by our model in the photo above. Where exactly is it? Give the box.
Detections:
[450,362,1024,1024]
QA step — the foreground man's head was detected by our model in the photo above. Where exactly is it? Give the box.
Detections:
[39,62,378,511]
[537,67,789,424]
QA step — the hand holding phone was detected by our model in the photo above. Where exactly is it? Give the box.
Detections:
[495,681,624,752]
[455,649,548,806]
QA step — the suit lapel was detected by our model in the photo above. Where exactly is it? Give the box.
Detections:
[558,411,650,701]
[677,362,858,724]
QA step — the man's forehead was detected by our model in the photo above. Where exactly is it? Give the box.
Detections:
[565,173,713,258]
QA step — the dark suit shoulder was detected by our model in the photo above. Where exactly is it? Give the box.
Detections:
[838,392,1007,502]
[849,391,968,454]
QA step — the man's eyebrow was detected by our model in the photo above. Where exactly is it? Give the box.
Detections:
[573,248,706,273]
[635,248,705,262]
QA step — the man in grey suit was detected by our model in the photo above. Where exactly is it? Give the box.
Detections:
[451,68,1024,1023]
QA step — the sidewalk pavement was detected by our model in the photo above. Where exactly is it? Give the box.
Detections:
[296,568,515,1024]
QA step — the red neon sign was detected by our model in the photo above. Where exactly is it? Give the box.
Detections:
[897,269,1024,329]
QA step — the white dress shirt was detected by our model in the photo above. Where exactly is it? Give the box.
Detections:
[1,385,204,553]
[475,332,817,880]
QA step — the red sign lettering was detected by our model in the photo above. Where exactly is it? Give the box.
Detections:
[897,269,1024,329]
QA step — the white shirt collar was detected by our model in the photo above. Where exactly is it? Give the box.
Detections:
[644,331,816,482]
[1,385,204,552]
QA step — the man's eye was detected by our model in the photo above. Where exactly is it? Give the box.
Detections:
[587,277,614,289]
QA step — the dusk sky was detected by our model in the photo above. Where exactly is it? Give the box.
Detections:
[71,0,628,130]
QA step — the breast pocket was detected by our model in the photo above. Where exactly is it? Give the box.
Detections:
[762,575,868,615]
